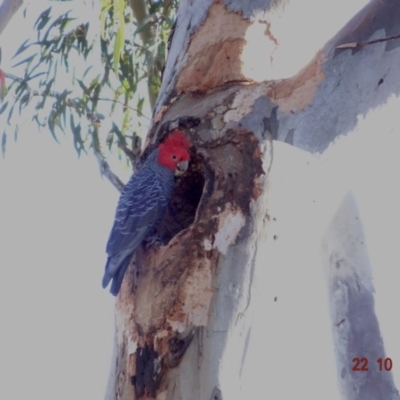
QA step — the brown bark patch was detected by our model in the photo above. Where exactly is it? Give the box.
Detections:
[267,51,327,113]
[177,2,258,92]
[168,258,214,330]
[135,229,215,332]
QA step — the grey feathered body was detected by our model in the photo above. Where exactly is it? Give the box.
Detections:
[102,149,175,295]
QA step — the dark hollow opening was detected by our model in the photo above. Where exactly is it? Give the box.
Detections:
[158,149,205,243]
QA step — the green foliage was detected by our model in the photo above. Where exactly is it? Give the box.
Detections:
[102,0,126,76]
[1,0,177,180]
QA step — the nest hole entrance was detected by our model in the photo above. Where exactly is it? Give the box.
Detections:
[158,150,205,243]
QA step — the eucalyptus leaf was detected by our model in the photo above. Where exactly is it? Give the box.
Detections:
[1,131,6,157]
[0,101,8,115]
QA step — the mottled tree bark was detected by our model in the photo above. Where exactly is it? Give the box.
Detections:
[105,1,400,399]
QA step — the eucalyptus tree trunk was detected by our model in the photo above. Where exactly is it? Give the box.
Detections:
[105,1,400,399]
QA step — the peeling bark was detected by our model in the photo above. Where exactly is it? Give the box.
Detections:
[106,1,400,399]
[267,51,327,113]
[176,2,252,92]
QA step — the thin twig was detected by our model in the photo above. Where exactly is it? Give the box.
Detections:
[6,73,147,117]
[91,126,125,193]
[91,97,150,119]
[87,62,127,192]
[118,134,141,169]
[94,149,125,192]
[6,71,139,193]
[5,72,56,97]
[129,0,157,109]
[5,73,28,85]
[337,33,400,49]
[161,0,173,19]
[118,143,136,166]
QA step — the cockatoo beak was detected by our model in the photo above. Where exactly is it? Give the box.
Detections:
[175,160,188,176]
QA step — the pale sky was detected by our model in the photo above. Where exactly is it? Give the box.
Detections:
[0,2,119,399]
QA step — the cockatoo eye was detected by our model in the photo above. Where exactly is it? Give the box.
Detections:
[172,155,177,160]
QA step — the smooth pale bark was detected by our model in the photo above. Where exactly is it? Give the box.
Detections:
[106,1,400,399]
[0,0,24,37]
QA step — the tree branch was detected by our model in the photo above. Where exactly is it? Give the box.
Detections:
[0,0,24,37]
[129,0,153,43]
[337,33,400,49]
[5,72,148,116]
[118,134,141,168]
[91,126,125,193]
[129,0,158,109]
[90,96,150,119]
[161,0,173,19]
[89,73,126,192]
[5,71,128,192]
